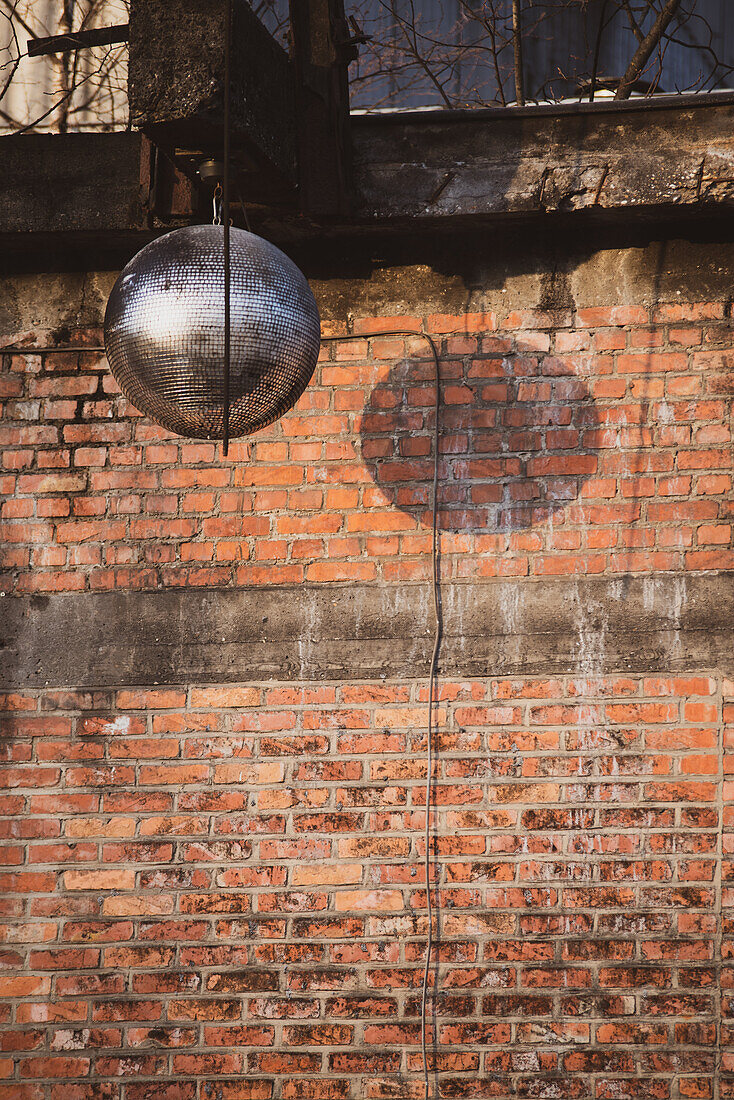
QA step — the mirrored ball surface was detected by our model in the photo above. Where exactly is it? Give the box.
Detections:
[104,225,321,439]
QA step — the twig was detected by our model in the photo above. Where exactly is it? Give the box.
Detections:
[2,41,125,134]
[620,0,644,43]
[589,0,611,102]
[0,0,34,41]
[0,1,21,106]
[378,0,454,108]
[458,0,509,108]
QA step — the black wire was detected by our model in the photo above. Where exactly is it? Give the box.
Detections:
[236,185,252,233]
[419,332,442,1100]
[222,0,232,458]
[322,329,442,1099]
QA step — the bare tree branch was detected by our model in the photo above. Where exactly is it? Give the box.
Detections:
[0,1,129,132]
[0,0,34,41]
[466,0,507,107]
[0,0,730,128]
[4,40,125,135]
[590,0,611,102]
[615,0,684,99]
[380,0,454,108]
[512,0,524,105]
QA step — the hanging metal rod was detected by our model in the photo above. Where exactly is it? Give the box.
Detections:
[27,24,129,58]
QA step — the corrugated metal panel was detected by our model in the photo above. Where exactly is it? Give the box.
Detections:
[521,2,594,102]
[350,0,517,109]
[596,0,733,94]
[347,0,733,111]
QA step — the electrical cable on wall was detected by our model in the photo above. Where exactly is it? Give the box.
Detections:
[322,330,443,1100]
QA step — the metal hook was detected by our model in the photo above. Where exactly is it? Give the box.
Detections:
[213,182,223,226]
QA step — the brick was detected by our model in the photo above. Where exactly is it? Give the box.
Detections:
[64,869,135,891]
[334,891,403,911]
[426,312,495,333]
[190,687,260,708]
[116,689,187,709]
[577,306,649,327]
[102,894,175,916]
[19,1056,90,1078]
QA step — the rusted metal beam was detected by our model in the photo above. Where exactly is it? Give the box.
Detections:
[27,23,129,57]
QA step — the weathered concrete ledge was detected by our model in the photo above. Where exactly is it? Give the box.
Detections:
[1,574,731,688]
[352,94,734,223]
[2,94,734,245]
[0,133,148,237]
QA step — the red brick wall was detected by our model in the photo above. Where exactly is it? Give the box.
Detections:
[1,284,733,1099]
[1,301,732,596]
[0,674,729,1099]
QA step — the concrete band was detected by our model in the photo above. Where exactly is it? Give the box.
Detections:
[2,572,732,688]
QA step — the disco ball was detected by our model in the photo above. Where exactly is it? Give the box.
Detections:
[104,225,321,440]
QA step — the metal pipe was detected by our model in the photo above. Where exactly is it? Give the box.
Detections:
[222,0,233,457]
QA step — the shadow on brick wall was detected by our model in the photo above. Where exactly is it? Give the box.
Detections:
[358,356,602,533]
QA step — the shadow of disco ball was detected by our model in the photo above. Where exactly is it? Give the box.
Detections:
[104,225,321,440]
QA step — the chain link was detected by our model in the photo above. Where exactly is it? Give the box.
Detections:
[212,182,223,226]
